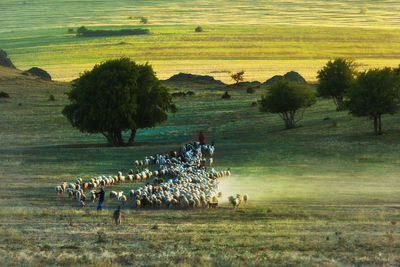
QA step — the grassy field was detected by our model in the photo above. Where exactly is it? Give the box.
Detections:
[2,0,400,33]
[2,0,400,265]
[2,0,400,83]
[2,25,400,82]
[1,67,400,265]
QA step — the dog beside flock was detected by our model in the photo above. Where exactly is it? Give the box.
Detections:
[55,142,248,210]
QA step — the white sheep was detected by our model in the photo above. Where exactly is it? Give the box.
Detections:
[119,195,127,205]
[110,191,118,199]
[243,194,248,205]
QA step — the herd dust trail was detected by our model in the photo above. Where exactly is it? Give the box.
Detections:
[217,174,275,204]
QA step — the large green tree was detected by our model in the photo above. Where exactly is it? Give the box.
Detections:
[317,58,357,111]
[63,58,176,146]
[258,79,316,129]
[346,67,400,135]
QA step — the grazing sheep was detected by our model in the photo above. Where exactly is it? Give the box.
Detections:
[208,196,218,208]
[82,182,88,190]
[113,206,122,225]
[75,190,82,200]
[135,199,141,208]
[55,185,63,195]
[236,194,243,205]
[67,183,76,190]
[56,142,232,212]
[228,196,240,208]
[119,195,127,205]
[89,190,97,202]
[243,194,248,205]
[110,191,118,199]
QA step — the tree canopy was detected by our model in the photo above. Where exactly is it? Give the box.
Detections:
[62,58,176,146]
[231,70,245,84]
[345,67,400,135]
[317,58,357,111]
[258,79,315,129]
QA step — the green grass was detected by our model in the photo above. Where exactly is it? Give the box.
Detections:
[2,25,400,82]
[2,1,400,264]
[1,69,400,265]
[2,0,400,33]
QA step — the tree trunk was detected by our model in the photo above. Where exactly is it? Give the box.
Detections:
[127,128,137,146]
[334,96,345,111]
[373,116,378,135]
[103,131,124,146]
[282,111,296,129]
[378,114,382,135]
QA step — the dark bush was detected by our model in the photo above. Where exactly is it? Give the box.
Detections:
[140,17,148,24]
[76,27,149,37]
[186,91,195,96]
[247,87,255,94]
[0,91,10,98]
[49,94,55,101]
[25,67,52,81]
[0,49,15,68]
[171,92,186,97]
[195,26,203,32]
[68,28,74,33]
[251,101,257,107]
[222,91,231,99]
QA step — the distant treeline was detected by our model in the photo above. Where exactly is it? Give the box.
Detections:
[76,26,149,37]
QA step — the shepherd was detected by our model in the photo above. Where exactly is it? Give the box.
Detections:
[199,132,205,145]
[96,186,105,211]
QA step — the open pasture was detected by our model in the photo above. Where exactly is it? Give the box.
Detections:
[2,0,400,83]
[1,0,400,264]
[1,68,400,265]
[2,0,400,34]
[2,25,400,82]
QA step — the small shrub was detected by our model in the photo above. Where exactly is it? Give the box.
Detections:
[49,94,55,101]
[360,7,368,15]
[140,17,148,24]
[247,87,255,94]
[97,231,107,243]
[222,91,231,99]
[172,92,186,97]
[40,244,52,251]
[186,91,195,96]
[195,26,203,32]
[251,101,257,107]
[68,28,74,33]
[0,91,10,98]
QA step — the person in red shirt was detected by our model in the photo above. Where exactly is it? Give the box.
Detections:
[199,132,205,145]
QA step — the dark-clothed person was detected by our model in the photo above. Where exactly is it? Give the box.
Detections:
[96,187,105,210]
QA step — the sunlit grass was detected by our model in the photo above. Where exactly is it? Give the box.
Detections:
[2,25,400,82]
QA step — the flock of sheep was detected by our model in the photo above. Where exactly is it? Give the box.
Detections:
[55,142,248,209]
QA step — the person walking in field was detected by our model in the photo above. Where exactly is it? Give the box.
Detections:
[199,132,205,145]
[96,186,105,211]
